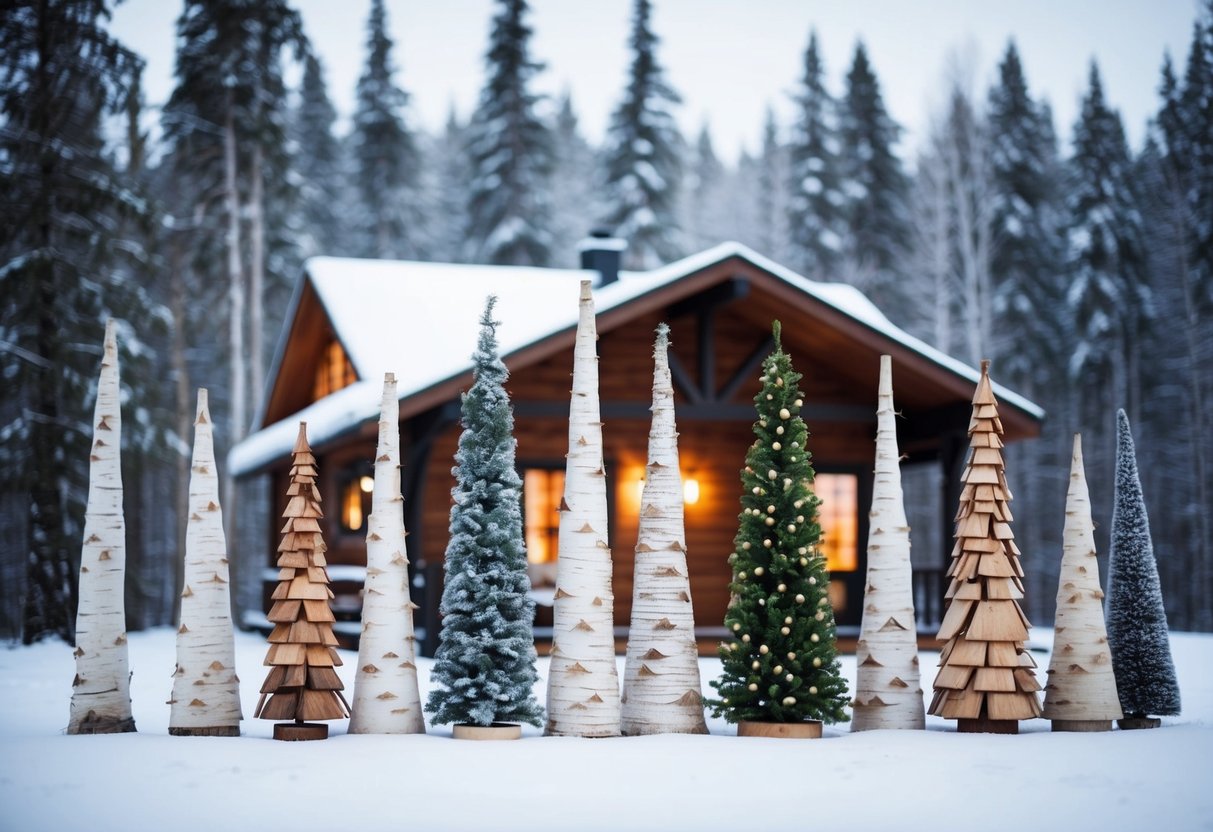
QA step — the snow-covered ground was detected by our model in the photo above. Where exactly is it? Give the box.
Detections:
[2,629,1210,832]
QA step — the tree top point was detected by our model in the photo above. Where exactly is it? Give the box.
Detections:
[293,422,311,454]
[772,320,782,349]
[195,388,209,420]
[579,279,592,301]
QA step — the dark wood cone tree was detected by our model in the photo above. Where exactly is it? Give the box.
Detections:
[254,422,350,740]
[929,361,1042,733]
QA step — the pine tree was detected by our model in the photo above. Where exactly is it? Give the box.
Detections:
[350,0,423,260]
[293,53,345,259]
[549,91,603,268]
[683,124,728,250]
[754,107,791,262]
[836,42,910,311]
[1105,410,1181,724]
[427,298,543,731]
[602,0,684,269]
[465,0,553,266]
[708,322,849,728]
[427,108,473,264]
[0,0,157,644]
[786,30,843,277]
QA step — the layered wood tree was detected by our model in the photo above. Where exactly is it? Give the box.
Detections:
[255,423,350,740]
[707,322,850,730]
[545,280,621,737]
[929,360,1042,733]
[852,356,924,731]
[68,320,136,734]
[1042,434,1122,731]
[621,324,707,736]
[426,300,542,734]
[1105,409,1181,728]
[169,389,241,736]
[349,374,424,734]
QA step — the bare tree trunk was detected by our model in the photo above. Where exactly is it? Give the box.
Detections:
[169,239,192,625]
[222,99,246,623]
[248,143,266,422]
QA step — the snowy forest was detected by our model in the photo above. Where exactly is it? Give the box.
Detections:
[2,0,1211,643]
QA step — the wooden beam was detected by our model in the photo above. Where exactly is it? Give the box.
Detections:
[666,275,750,320]
[513,400,874,424]
[699,307,716,401]
[666,350,704,404]
[718,335,776,403]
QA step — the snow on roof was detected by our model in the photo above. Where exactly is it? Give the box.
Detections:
[229,242,1043,476]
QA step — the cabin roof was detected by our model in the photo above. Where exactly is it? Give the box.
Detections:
[230,241,1043,476]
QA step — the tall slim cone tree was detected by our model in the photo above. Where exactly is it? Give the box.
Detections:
[1105,410,1181,726]
[255,423,350,741]
[349,374,424,734]
[621,324,707,736]
[1042,434,1122,732]
[68,320,136,734]
[427,300,543,731]
[930,360,1042,733]
[169,389,241,736]
[852,356,924,731]
[707,322,850,729]
[545,281,620,737]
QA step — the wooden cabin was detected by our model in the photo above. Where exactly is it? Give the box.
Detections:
[229,239,1043,655]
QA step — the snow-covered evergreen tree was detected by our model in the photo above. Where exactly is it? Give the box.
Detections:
[464,0,553,266]
[754,107,791,262]
[836,42,910,312]
[602,0,684,269]
[549,91,604,268]
[1105,410,1181,721]
[786,30,843,278]
[427,298,543,729]
[683,124,728,250]
[293,53,346,259]
[350,0,424,261]
[426,107,473,264]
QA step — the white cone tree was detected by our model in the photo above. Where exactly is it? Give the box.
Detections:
[544,280,621,737]
[852,355,924,731]
[1042,434,1122,731]
[68,319,136,734]
[169,389,242,736]
[349,373,424,734]
[621,324,707,736]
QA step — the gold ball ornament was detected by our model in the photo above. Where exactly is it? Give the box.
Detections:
[778,584,787,593]
[784,616,793,624]
[772,441,782,451]
[815,611,826,621]
[809,576,817,585]
[799,557,808,566]
[774,665,783,674]
[732,622,741,631]
[742,634,751,643]
[786,673,794,682]
[765,516,775,527]
[810,633,820,643]
[795,594,805,603]
[780,626,791,635]
[742,541,751,550]
[794,399,803,408]
[782,696,796,706]
[768,469,777,480]
[787,652,796,660]
[809,686,818,695]
[738,571,747,580]
[763,539,772,548]
[776,426,785,435]
[779,407,791,420]
[813,657,822,668]
[754,566,764,576]
[759,644,769,655]
[787,524,796,532]
[748,683,759,692]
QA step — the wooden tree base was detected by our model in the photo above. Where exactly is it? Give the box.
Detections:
[737,720,823,739]
[957,717,1018,735]
[169,725,240,737]
[1118,717,1162,730]
[452,723,523,741]
[1051,719,1112,733]
[273,722,328,741]
[69,715,137,735]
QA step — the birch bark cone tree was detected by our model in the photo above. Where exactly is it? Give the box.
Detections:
[621,324,707,736]
[169,389,241,736]
[852,356,924,731]
[544,280,621,737]
[68,320,136,734]
[1042,434,1122,731]
[349,374,424,734]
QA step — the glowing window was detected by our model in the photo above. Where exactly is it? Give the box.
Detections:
[338,466,374,533]
[816,473,858,573]
[523,468,564,567]
[313,339,357,401]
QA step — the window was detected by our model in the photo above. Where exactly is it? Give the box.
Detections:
[815,472,858,573]
[523,468,564,567]
[338,464,374,534]
[313,338,357,401]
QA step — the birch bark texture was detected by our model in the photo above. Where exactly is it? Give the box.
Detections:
[349,374,424,734]
[169,389,241,736]
[68,319,136,734]
[1042,434,1122,730]
[852,356,924,731]
[544,280,621,737]
[621,324,708,736]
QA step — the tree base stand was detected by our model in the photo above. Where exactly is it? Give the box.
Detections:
[1118,717,1161,730]
[273,722,328,741]
[1051,719,1112,733]
[169,725,240,737]
[958,717,1018,735]
[737,720,823,739]
[68,714,137,735]
[452,723,522,741]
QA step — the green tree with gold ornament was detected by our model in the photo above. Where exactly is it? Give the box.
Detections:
[707,322,849,728]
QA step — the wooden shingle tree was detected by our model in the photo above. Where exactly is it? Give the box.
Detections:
[929,360,1042,733]
[255,423,350,740]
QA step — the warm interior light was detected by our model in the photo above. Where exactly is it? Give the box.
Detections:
[636,478,647,501]
[682,477,700,505]
[359,475,374,494]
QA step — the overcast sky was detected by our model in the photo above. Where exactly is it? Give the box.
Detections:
[110,0,1198,164]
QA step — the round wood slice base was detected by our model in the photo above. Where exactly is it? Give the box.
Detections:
[1118,717,1162,730]
[737,720,823,739]
[169,725,240,737]
[958,717,1018,735]
[452,723,523,741]
[273,722,328,741]
[68,715,137,735]
[1051,719,1113,733]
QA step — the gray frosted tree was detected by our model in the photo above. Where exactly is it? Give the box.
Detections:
[602,0,684,269]
[684,123,728,250]
[549,91,603,267]
[1105,410,1181,723]
[426,297,543,729]
[465,0,553,266]
[293,52,346,259]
